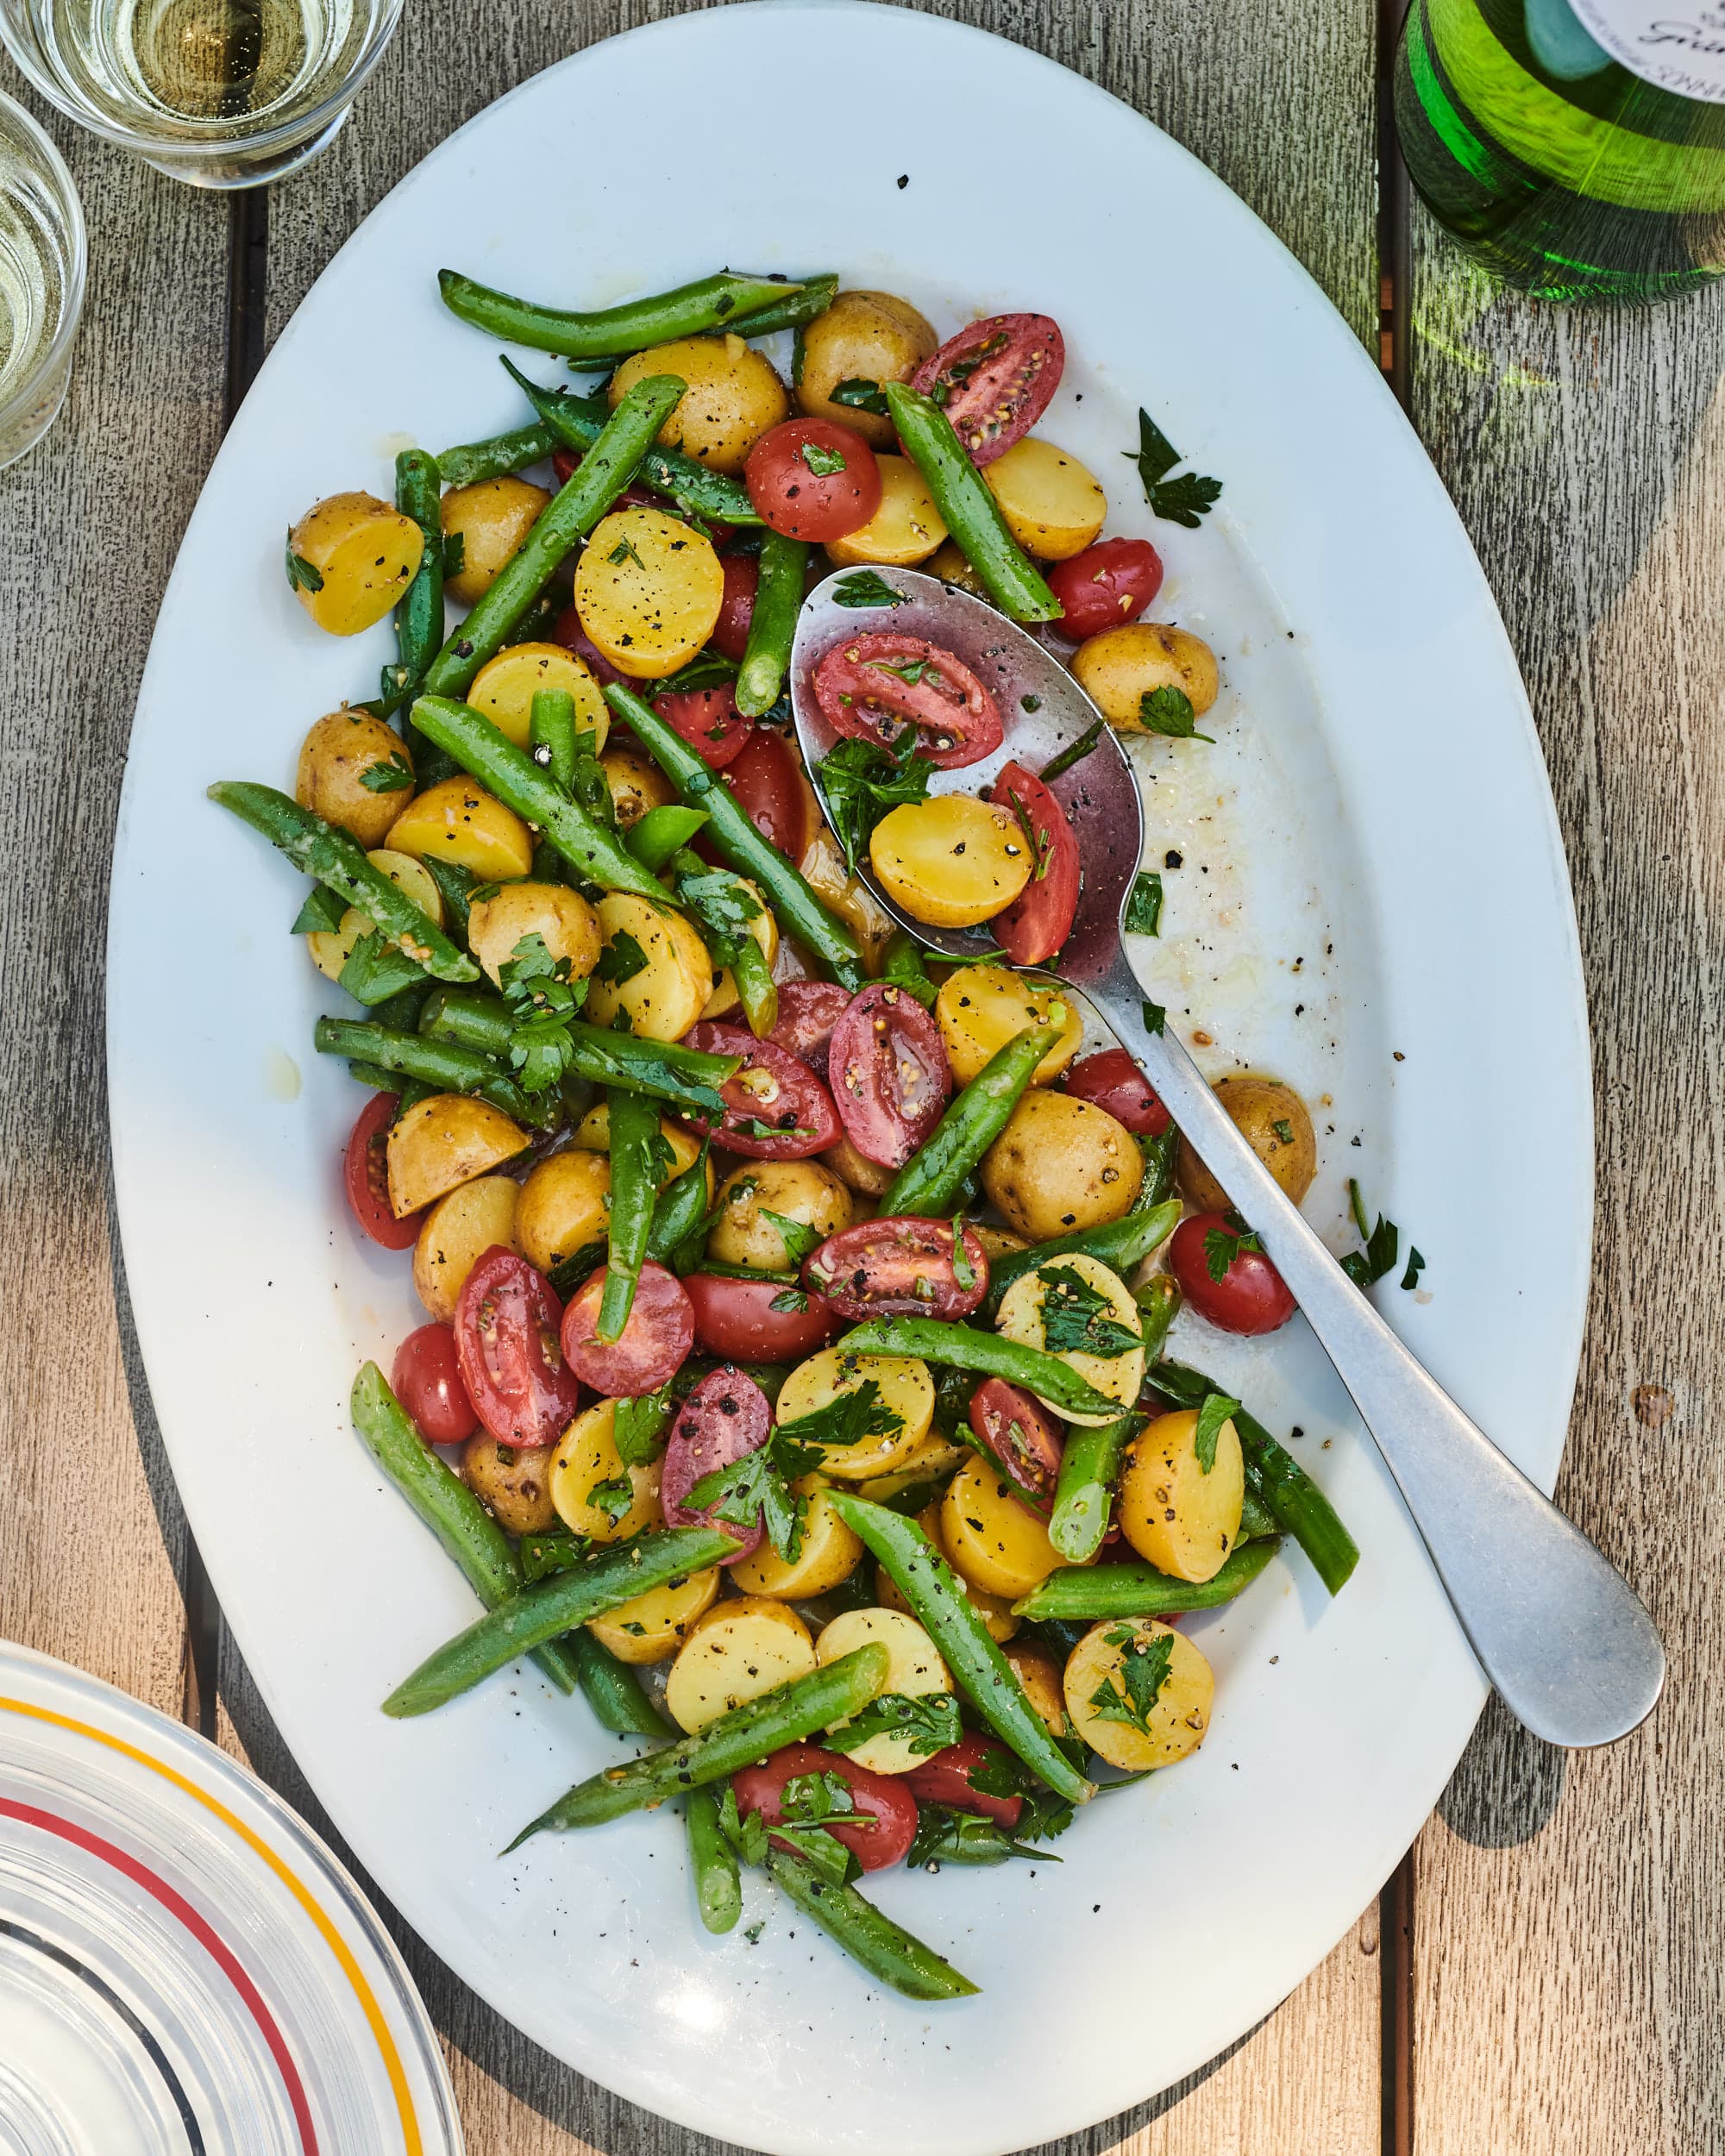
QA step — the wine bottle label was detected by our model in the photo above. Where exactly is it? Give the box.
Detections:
[1567,0,1725,100]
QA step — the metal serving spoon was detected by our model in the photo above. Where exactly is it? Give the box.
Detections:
[789,566,1664,1750]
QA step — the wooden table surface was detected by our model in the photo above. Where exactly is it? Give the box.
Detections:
[2,3,1718,2150]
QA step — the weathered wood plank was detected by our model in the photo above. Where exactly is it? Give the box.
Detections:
[233,4,1385,2152]
[1406,225,1725,2155]
[0,87,229,1715]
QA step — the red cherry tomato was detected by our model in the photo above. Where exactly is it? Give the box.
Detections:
[768,980,854,1080]
[454,1248,582,1448]
[1168,1212,1297,1336]
[710,553,759,662]
[988,761,1080,967]
[392,1324,479,1445]
[549,605,627,686]
[722,728,812,861]
[560,1261,695,1396]
[969,1378,1063,1508]
[909,312,1064,467]
[812,633,1002,769]
[826,982,953,1168]
[805,1217,989,1321]
[732,1742,919,1871]
[685,1273,843,1363]
[902,1733,1025,1829]
[679,1023,841,1159]
[343,1094,422,1250]
[651,680,750,769]
[1044,537,1164,641]
[659,1364,772,1564]
[744,418,881,542]
[1063,1048,1170,1137]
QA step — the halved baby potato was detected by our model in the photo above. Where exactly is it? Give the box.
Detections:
[466,882,601,990]
[306,846,442,984]
[588,1567,721,1664]
[386,776,534,882]
[583,892,712,1041]
[664,1597,816,1732]
[1072,622,1220,731]
[995,1250,1145,1426]
[441,475,549,605]
[875,1499,1020,1643]
[934,964,1082,1086]
[940,1457,1063,1602]
[412,1173,519,1323]
[513,1149,612,1275]
[573,505,724,679]
[386,1094,526,1218]
[982,437,1107,561]
[1004,1637,1072,1738]
[870,797,1032,928]
[289,492,423,636]
[549,1400,662,1543]
[981,1089,1144,1243]
[1118,1407,1245,1583]
[601,740,679,830]
[825,454,947,568]
[296,709,413,845]
[817,1607,952,1774]
[1062,1618,1214,1772]
[611,333,788,473]
[730,1478,865,1601]
[775,1350,934,1479]
[466,641,610,752]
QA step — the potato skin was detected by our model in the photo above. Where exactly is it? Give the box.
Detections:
[1072,622,1220,730]
[934,965,1082,1086]
[795,289,938,448]
[461,1434,558,1536]
[467,882,601,991]
[981,1090,1144,1242]
[386,1094,525,1217]
[708,1159,854,1271]
[588,1568,720,1664]
[413,1173,520,1323]
[821,1133,894,1198]
[441,476,549,605]
[1118,1408,1245,1583]
[290,492,423,636]
[1178,1076,1317,1214]
[601,740,678,829]
[386,776,534,882]
[296,710,412,845]
[514,1150,612,1275]
[1063,1619,1214,1772]
[612,333,788,473]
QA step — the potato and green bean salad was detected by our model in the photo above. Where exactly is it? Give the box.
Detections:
[221,262,1358,2001]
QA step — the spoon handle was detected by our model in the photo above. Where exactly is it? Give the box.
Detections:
[1082,955,1665,1749]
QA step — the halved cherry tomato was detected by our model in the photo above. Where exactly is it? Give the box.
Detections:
[721,727,811,862]
[969,1378,1063,1508]
[685,1272,843,1363]
[660,1363,771,1564]
[732,1741,919,1871]
[392,1323,479,1445]
[805,1217,988,1320]
[988,761,1080,967]
[1044,537,1164,641]
[344,1094,423,1250]
[1063,1047,1170,1137]
[768,979,854,1079]
[827,982,953,1167]
[1168,1212,1297,1335]
[549,605,627,686]
[909,312,1064,467]
[560,1261,695,1396]
[744,418,881,542]
[902,1732,1024,1829]
[710,552,759,662]
[454,1247,582,1448]
[651,680,750,769]
[812,633,1002,769]
[679,1023,841,1159]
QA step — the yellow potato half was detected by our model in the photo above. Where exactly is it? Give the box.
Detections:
[611,334,788,473]
[441,476,549,605]
[980,1089,1143,1242]
[817,1607,952,1774]
[549,1401,662,1544]
[825,455,948,568]
[306,847,442,984]
[1072,623,1220,731]
[775,1350,933,1479]
[940,1456,1063,1601]
[296,709,413,846]
[386,777,534,882]
[573,506,724,679]
[870,797,1032,928]
[982,437,1107,561]
[289,492,423,636]
[995,1251,1145,1427]
[412,1174,520,1324]
[386,1094,525,1217]
[664,1598,816,1732]
[730,1480,865,1600]
[466,642,610,752]
[1118,1408,1245,1583]
[583,893,712,1042]
[1063,1619,1214,1772]
[588,1568,720,1664]
[934,964,1082,1086]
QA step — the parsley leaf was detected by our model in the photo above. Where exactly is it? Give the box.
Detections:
[1401,1246,1427,1292]
[585,1475,635,1526]
[594,930,649,987]
[1125,407,1223,528]
[284,533,324,594]
[1138,686,1214,743]
[831,568,906,609]
[826,1691,962,1760]
[675,862,762,966]
[612,1387,675,1466]
[831,376,892,418]
[1193,1391,1240,1474]
[653,651,738,697]
[442,530,466,579]
[292,886,346,937]
[1038,719,1104,785]
[775,1378,901,1457]
[359,750,415,794]
[718,1772,866,1885]
[607,535,645,568]
[499,932,589,1094]
[950,1221,975,1294]
[1272,1119,1295,1144]
[1203,1216,1264,1283]
[338,928,430,1006]
[1088,1626,1175,1737]
[759,1208,820,1269]
[1140,999,1166,1036]
[965,1745,1078,1842]
[1124,870,1164,936]
[868,655,935,686]
[519,1530,590,1582]
[768,1288,811,1313]
[817,738,935,870]
[1339,1178,1402,1287]
[1038,1264,1144,1359]
[801,440,849,478]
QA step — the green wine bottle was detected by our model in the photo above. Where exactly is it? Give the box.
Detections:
[1396,0,1725,300]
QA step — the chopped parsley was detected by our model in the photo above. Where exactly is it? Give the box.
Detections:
[1193,1391,1240,1474]
[867,655,935,686]
[1339,1178,1402,1288]
[441,530,466,579]
[593,929,649,988]
[1401,1245,1427,1292]
[831,568,907,609]
[716,1778,860,1888]
[1088,1626,1175,1738]
[759,1208,820,1269]
[1037,719,1104,785]
[950,1221,975,1293]
[292,886,346,937]
[801,440,849,478]
[768,1288,811,1313]
[964,1744,1079,1842]
[607,535,645,568]
[1038,1264,1143,1358]
[1140,999,1166,1036]
[1124,870,1164,936]
[674,861,762,968]
[584,1475,635,1526]
[359,750,415,794]
[499,932,590,1094]
[817,737,934,870]
[653,650,738,697]
[284,533,324,593]
[1271,1118,1295,1144]
[1203,1215,1264,1283]
[826,1691,963,1760]
[831,376,892,419]
[1126,407,1223,529]
[1138,686,1214,743]
[338,928,428,1007]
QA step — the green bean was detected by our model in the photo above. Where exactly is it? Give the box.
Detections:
[312,1017,552,1129]
[882,382,1063,624]
[384,1526,740,1717]
[506,1645,891,1842]
[565,1628,671,1738]
[411,696,668,899]
[907,1806,1041,1868]
[599,1087,657,1342]
[685,1787,743,1935]
[417,857,482,943]
[210,784,480,985]
[530,686,578,792]
[417,990,742,1112]
[435,421,555,489]
[416,988,513,1056]
[422,375,684,703]
[349,1363,580,1695]
[369,981,430,1035]
[725,273,838,338]
[735,532,807,718]
[1048,1413,1138,1563]
[387,449,457,779]
[605,683,864,990]
[500,360,761,529]
[764,1848,978,2000]
[834,1317,1120,1422]
[1012,1539,1280,1621]
[646,1149,715,1268]
[825,1493,1095,1807]
[879,931,938,1008]
[1143,1359,1359,1594]
[981,1201,1182,1320]
[627,804,709,871]
[1133,1274,1182,1363]
[439,267,821,360]
[1239,1487,1279,1542]
[880,1023,1061,1218]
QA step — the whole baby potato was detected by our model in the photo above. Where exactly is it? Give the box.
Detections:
[600,740,679,829]
[1178,1075,1318,1214]
[708,1159,854,1271]
[981,1089,1143,1242]
[296,709,413,845]
[611,334,788,473]
[466,882,601,990]
[514,1150,612,1275]
[461,1432,558,1537]
[795,289,938,448]
[1071,622,1220,731]
[441,475,549,605]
